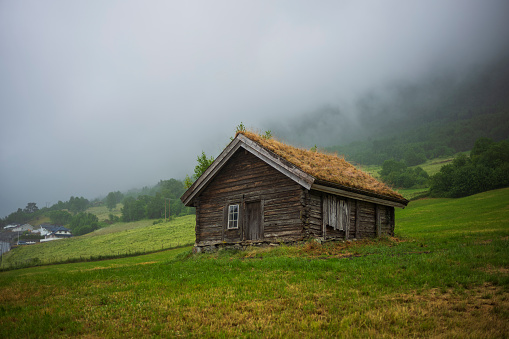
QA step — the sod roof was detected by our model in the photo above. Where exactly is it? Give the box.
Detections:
[237,131,406,201]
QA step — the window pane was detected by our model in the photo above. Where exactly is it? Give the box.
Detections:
[228,204,239,229]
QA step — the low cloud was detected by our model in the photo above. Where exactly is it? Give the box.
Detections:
[1,0,508,217]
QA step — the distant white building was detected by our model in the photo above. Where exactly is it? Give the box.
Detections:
[40,234,63,242]
[12,224,33,233]
[33,226,50,236]
[38,224,72,242]
[4,224,19,230]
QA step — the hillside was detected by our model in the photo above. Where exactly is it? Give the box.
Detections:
[320,56,509,166]
[0,188,507,337]
[0,215,195,269]
[270,56,509,157]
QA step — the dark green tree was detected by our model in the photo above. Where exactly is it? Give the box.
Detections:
[146,193,164,219]
[430,138,509,198]
[121,197,146,222]
[69,212,100,236]
[24,202,39,214]
[184,175,194,189]
[403,147,427,166]
[379,159,406,178]
[49,210,72,225]
[470,137,494,158]
[184,151,215,189]
[68,196,90,214]
[106,192,116,210]
[379,159,429,188]
[194,151,215,180]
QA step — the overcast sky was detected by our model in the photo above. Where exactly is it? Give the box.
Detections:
[1,1,509,218]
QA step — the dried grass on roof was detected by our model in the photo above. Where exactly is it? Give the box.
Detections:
[237,131,405,201]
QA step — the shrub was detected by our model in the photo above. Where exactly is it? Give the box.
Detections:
[379,160,429,189]
[430,138,509,197]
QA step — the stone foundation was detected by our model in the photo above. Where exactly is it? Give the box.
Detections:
[192,236,358,253]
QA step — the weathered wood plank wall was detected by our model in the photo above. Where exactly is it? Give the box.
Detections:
[305,191,395,240]
[196,148,304,245]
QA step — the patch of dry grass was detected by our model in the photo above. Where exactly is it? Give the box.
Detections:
[64,280,508,338]
[379,284,509,338]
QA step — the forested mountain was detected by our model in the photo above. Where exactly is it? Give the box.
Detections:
[272,55,509,166]
[327,56,509,165]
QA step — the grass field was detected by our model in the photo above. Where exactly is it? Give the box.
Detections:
[0,188,508,337]
[416,151,470,176]
[396,187,429,200]
[0,215,195,269]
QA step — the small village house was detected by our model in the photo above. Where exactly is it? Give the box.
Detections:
[38,224,72,242]
[181,131,409,252]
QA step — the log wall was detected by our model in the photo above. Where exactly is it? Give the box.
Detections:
[305,190,395,240]
[196,148,305,246]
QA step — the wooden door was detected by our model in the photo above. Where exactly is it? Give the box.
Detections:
[244,201,262,240]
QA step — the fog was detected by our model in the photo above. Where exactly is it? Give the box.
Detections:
[1,0,508,217]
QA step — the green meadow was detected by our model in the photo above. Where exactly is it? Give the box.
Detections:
[0,215,195,269]
[0,188,508,338]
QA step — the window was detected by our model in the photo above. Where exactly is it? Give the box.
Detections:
[228,204,239,229]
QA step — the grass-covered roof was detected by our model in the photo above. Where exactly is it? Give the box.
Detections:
[238,131,405,201]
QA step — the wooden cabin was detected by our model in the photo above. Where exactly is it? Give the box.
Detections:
[181,131,409,252]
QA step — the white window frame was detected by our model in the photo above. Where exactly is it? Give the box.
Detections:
[227,204,239,229]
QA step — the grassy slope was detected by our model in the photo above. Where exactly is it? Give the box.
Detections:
[0,189,508,338]
[1,215,195,269]
[86,204,123,222]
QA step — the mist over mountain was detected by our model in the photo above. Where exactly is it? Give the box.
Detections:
[271,55,509,149]
[2,1,509,219]
[268,105,358,148]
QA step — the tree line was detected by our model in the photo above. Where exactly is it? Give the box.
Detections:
[328,112,507,167]
[429,138,509,198]
[118,179,194,222]
[0,177,195,234]
[376,137,509,197]
[1,196,92,227]
[378,160,429,189]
